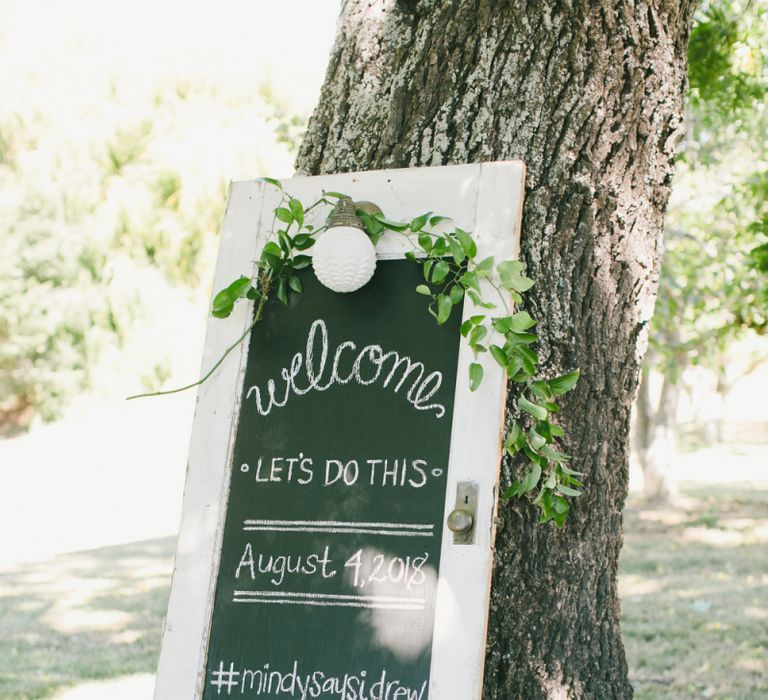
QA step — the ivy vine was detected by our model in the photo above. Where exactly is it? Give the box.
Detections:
[129,178,582,527]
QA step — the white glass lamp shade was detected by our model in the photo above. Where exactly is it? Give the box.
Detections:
[312,226,377,293]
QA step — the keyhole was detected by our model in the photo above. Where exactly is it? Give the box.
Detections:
[464,495,469,505]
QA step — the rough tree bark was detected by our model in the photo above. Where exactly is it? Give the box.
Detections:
[295,1,696,697]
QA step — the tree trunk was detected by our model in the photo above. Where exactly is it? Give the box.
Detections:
[640,364,683,503]
[634,351,682,504]
[295,2,696,697]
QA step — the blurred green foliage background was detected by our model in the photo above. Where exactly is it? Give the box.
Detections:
[0,1,333,433]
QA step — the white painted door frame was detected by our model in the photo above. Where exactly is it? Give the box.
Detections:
[154,161,525,699]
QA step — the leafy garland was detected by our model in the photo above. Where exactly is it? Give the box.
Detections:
[133,178,582,526]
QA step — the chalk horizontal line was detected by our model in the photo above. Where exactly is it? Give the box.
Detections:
[242,526,433,537]
[232,598,424,610]
[232,590,425,603]
[242,519,434,530]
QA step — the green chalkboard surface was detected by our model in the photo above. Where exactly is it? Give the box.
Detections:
[203,259,462,699]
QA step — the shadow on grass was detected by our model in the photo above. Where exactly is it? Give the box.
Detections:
[621,483,768,700]
[2,485,766,700]
[0,537,175,700]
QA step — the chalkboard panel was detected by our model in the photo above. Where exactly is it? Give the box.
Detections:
[203,259,463,699]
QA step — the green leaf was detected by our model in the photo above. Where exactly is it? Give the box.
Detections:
[226,276,252,300]
[553,495,570,514]
[417,232,433,252]
[469,325,487,346]
[423,260,434,282]
[460,270,481,293]
[501,480,522,500]
[528,429,546,451]
[410,212,432,232]
[548,423,565,438]
[323,191,346,199]
[497,260,535,292]
[211,292,234,318]
[508,311,536,332]
[518,345,539,366]
[537,490,554,523]
[556,483,582,497]
[262,253,282,270]
[275,207,294,224]
[560,463,584,476]
[489,344,508,368]
[293,234,315,250]
[429,215,450,227]
[541,444,571,462]
[521,463,542,492]
[549,369,581,395]
[467,289,496,309]
[277,230,292,255]
[358,211,386,244]
[262,241,281,258]
[260,177,282,188]
[431,238,448,256]
[475,256,494,275]
[292,254,312,270]
[469,362,483,391]
[454,228,477,258]
[506,331,538,346]
[375,215,410,232]
[504,420,522,454]
[460,319,473,337]
[431,260,451,284]
[211,276,253,317]
[530,380,554,402]
[288,198,304,227]
[497,259,523,275]
[448,236,465,265]
[448,284,465,305]
[276,278,289,305]
[436,294,452,325]
[288,275,303,294]
[415,284,432,296]
[518,396,548,420]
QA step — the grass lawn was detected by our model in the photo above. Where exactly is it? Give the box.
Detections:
[0,538,174,699]
[0,485,765,699]
[622,483,768,699]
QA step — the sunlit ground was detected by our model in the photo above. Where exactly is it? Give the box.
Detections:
[622,479,768,700]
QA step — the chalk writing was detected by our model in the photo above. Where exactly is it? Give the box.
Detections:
[235,544,337,586]
[210,659,428,699]
[211,661,240,695]
[243,456,443,489]
[246,319,447,418]
[344,550,429,591]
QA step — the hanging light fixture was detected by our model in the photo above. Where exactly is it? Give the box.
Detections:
[311,196,378,293]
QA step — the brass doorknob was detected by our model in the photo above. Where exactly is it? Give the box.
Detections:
[447,508,474,534]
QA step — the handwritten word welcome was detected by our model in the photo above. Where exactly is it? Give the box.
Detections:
[246,319,446,418]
